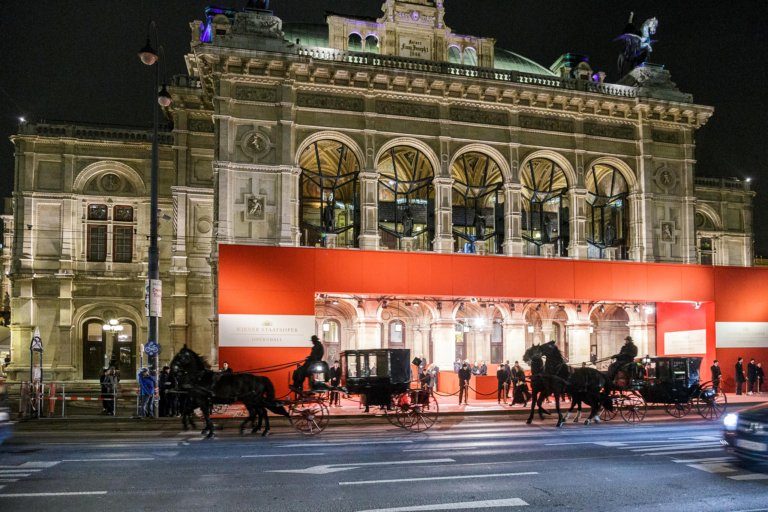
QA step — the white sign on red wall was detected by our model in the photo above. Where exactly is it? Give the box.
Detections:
[219,314,315,348]
[716,322,768,348]
[664,329,706,355]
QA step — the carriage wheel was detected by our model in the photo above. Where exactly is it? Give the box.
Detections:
[665,401,691,418]
[694,387,728,420]
[394,390,439,432]
[599,395,619,422]
[619,393,647,424]
[289,399,329,435]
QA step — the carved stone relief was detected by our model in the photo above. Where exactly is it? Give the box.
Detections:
[239,127,275,163]
[584,122,636,140]
[233,86,278,103]
[296,92,364,112]
[654,163,678,193]
[450,107,508,126]
[519,115,574,133]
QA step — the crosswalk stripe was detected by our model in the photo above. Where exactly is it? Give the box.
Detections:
[729,473,768,481]
[355,497,529,511]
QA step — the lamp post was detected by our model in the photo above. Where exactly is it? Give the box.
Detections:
[139,21,171,419]
[102,319,124,370]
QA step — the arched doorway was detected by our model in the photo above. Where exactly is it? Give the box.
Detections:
[521,158,570,256]
[82,318,137,380]
[299,140,361,248]
[377,146,435,251]
[590,305,630,367]
[451,152,504,254]
[586,164,629,259]
[321,318,341,364]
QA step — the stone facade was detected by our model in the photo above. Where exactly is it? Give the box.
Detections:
[4,0,755,379]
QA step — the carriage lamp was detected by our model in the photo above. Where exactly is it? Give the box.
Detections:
[309,362,326,374]
[723,413,739,431]
[642,355,651,365]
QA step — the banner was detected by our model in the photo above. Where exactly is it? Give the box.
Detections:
[664,329,706,355]
[144,279,162,317]
[219,314,315,347]
[716,322,768,348]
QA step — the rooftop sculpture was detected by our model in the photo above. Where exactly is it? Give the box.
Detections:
[616,12,658,78]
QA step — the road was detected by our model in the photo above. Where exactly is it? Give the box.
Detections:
[0,412,766,512]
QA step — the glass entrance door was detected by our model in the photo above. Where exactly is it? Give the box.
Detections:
[83,321,105,380]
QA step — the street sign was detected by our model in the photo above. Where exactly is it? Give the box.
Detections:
[144,279,162,317]
[30,327,43,352]
[144,341,160,356]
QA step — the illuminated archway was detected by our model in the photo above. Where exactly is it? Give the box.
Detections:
[586,164,629,259]
[521,158,570,256]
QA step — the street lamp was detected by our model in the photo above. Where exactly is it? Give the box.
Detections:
[139,20,171,418]
[102,319,124,369]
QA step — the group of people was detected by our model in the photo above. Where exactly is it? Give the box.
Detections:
[453,359,489,376]
[453,359,530,406]
[730,357,765,395]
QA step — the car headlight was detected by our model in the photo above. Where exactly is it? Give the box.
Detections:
[723,413,739,431]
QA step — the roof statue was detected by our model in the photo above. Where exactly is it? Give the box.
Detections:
[616,12,658,78]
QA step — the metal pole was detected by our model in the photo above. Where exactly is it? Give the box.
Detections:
[147,48,160,367]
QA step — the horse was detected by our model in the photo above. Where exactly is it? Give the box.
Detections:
[522,351,555,424]
[523,341,612,427]
[616,14,659,77]
[169,347,289,438]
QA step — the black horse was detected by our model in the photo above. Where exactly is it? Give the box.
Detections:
[170,347,289,438]
[523,342,612,427]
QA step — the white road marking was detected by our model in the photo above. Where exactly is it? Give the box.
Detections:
[641,448,725,456]
[628,442,721,452]
[0,491,108,498]
[0,479,19,483]
[339,471,538,486]
[687,463,738,474]
[729,473,768,481]
[268,458,454,475]
[61,458,155,463]
[0,462,59,469]
[242,453,326,458]
[278,440,413,448]
[355,497,528,511]
[672,456,735,463]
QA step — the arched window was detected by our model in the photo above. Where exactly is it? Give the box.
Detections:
[299,140,360,248]
[348,33,362,51]
[490,318,503,364]
[388,320,405,346]
[451,152,504,254]
[448,46,462,64]
[586,164,629,259]
[322,319,341,363]
[521,158,569,256]
[364,35,379,53]
[377,146,435,251]
[463,47,478,66]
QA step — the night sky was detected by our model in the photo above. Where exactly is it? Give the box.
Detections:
[1,1,766,252]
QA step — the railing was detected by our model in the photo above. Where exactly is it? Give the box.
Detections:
[694,176,751,192]
[19,122,174,145]
[296,48,638,99]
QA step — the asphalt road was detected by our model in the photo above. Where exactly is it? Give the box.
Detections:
[0,412,766,512]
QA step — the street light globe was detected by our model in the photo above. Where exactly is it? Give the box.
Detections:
[138,38,158,66]
[157,85,173,107]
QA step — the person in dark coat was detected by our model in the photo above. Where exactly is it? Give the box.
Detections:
[458,363,471,405]
[710,360,722,394]
[418,366,431,391]
[496,364,510,404]
[511,362,529,407]
[735,357,745,395]
[757,362,764,394]
[328,360,342,407]
[479,361,488,376]
[292,335,325,392]
[607,336,638,382]
[220,361,233,375]
[747,358,758,395]
[99,369,110,414]
[503,361,512,399]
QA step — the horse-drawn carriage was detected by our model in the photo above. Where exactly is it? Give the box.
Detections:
[288,348,439,435]
[170,346,439,438]
[601,356,727,423]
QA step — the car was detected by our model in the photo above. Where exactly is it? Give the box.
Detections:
[723,402,768,468]
[0,379,12,445]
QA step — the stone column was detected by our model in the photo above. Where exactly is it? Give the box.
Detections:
[278,167,301,246]
[627,192,647,262]
[503,183,524,256]
[568,188,589,259]
[540,320,556,343]
[567,321,592,364]
[355,319,381,350]
[431,320,456,369]
[628,320,656,357]
[503,319,527,364]
[432,177,454,253]
[358,171,380,250]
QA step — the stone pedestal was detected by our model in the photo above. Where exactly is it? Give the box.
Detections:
[475,240,487,255]
[324,233,338,248]
[401,236,417,252]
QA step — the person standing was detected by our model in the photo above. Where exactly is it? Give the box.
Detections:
[757,362,764,394]
[458,362,471,405]
[328,360,342,407]
[503,361,512,400]
[99,369,110,414]
[496,364,509,404]
[747,358,758,395]
[428,363,439,391]
[735,357,745,395]
[137,368,155,418]
[710,360,722,394]
[418,365,430,391]
[220,361,233,375]
[511,361,529,407]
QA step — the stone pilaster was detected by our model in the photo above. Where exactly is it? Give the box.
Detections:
[278,167,301,246]
[358,171,380,250]
[432,177,454,253]
[430,319,456,369]
[628,192,648,262]
[503,319,527,364]
[503,183,524,256]
[566,321,592,364]
[568,188,589,259]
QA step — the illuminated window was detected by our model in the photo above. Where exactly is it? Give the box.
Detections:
[298,140,360,248]
[586,165,629,259]
[377,146,435,251]
[490,320,503,364]
[521,158,569,257]
[463,47,478,66]
[448,46,462,64]
[389,320,405,345]
[451,152,504,254]
[455,322,467,361]
[364,35,379,53]
[86,203,135,263]
[348,33,362,51]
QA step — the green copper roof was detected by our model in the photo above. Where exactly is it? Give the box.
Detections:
[283,23,554,77]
